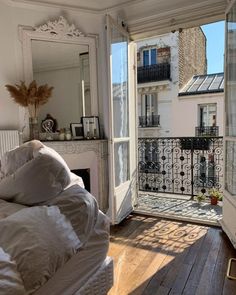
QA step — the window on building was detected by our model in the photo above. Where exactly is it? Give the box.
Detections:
[199,154,216,187]
[139,94,159,127]
[199,104,217,127]
[143,48,157,66]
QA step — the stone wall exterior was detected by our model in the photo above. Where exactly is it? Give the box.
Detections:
[178,27,207,89]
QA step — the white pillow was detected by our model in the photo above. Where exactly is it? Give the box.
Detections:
[33,145,71,177]
[1,140,44,177]
[34,145,84,187]
[0,153,71,205]
[0,206,80,294]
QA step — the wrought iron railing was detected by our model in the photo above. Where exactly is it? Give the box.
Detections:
[138,63,171,83]
[195,126,219,136]
[139,115,160,127]
[138,137,223,198]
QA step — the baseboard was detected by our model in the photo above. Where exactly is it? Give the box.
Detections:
[220,219,236,249]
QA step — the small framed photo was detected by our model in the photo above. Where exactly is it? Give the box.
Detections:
[82,116,100,139]
[70,123,84,139]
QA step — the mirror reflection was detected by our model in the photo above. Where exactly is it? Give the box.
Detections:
[31,40,91,129]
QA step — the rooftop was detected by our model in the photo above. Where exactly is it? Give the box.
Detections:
[179,72,224,96]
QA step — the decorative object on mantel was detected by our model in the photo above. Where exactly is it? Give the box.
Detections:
[82,116,100,140]
[5,80,54,140]
[65,128,72,141]
[59,128,65,141]
[70,123,84,140]
[41,114,57,133]
[41,114,58,141]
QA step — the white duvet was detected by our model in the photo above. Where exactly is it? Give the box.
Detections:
[0,141,109,295]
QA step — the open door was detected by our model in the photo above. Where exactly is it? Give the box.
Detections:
[221,0,236,248]
[106,15,137,224]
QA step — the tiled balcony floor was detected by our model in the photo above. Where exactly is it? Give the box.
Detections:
[134,192,222,226]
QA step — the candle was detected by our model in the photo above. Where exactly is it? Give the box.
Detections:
[82,80,85,117]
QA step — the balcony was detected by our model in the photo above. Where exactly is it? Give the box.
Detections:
[137,63,171,83]
[195,126,219,136]
[136,136,223,225]
[139,115,160,127]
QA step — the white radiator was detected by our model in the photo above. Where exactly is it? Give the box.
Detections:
[0,130,20,159]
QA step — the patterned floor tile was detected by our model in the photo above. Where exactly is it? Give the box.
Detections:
[136,193,222,225]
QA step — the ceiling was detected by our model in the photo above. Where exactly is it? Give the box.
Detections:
[11,0,228,14]
[11,0,228,39]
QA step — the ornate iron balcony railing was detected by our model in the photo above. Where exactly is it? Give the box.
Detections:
[139,115,160,127]
[138,137,223,198]
[137,63,171,83]
[195,126,219,136]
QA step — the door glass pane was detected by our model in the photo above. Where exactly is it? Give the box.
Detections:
[151,48,156,65]
[143,50,149,66]
[225,141,236,195]
[114,142,130,187]
[226,3,236,136]
[111,26,129,138]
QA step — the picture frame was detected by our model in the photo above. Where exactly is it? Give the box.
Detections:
[81,116,100,139]
[70,123,84,139]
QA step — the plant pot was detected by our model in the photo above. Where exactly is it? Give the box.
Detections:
[210,196,218,205]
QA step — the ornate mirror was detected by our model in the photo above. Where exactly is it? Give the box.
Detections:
[20,16,98,133]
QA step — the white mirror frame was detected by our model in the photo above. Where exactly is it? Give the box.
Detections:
[20,16,98,137]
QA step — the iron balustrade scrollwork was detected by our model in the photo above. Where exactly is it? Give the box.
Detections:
[138,137,223,198]
[195,126,219,136]
[137,63,171,83]
[139,115,160,127]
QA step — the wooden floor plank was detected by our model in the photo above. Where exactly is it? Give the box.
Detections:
[195,229,222,295]
[182,227,216,295]
[108,215,236,295]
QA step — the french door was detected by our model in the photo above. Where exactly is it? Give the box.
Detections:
[221,0,236,248]
[106,15,137,224]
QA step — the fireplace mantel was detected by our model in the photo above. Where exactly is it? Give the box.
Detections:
[44,140,108,212]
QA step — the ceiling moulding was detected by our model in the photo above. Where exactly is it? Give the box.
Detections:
[9,0,146,14]
[128,1,226,39]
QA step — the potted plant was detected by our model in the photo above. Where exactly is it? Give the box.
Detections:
[195,192,206,203]
[5,80,53,140]
[208,187,223,205]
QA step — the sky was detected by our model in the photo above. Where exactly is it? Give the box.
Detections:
[201,21,225,74]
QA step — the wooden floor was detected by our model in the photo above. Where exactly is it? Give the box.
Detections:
[108,214,236,295]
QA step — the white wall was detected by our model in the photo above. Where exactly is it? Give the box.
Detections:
[0,2,109,136]
[0,2,20,129]
[172,93,224,137]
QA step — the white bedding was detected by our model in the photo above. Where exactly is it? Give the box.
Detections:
[34,210,109,295]
[0,141,110,295]
[0,205,81,295]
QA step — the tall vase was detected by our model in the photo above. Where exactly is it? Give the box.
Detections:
[29,117,39,140]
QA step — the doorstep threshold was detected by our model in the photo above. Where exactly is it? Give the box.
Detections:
[133,208,221,227]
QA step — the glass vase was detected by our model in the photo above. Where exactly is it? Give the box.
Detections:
[29,117,39,140]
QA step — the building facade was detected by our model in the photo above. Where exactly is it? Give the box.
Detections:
[137,27,209,138]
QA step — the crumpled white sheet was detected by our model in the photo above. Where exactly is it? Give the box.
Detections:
[0,247,26,295]
[0,205,81,295]
[0,141,109,295]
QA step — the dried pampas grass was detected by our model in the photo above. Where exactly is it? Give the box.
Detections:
[5,80,54,118]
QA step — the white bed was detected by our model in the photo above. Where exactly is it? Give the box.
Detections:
[0,140,113,295]
[34,216,113,295]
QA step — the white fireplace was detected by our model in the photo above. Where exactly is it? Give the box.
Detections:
[44,140,108,212]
